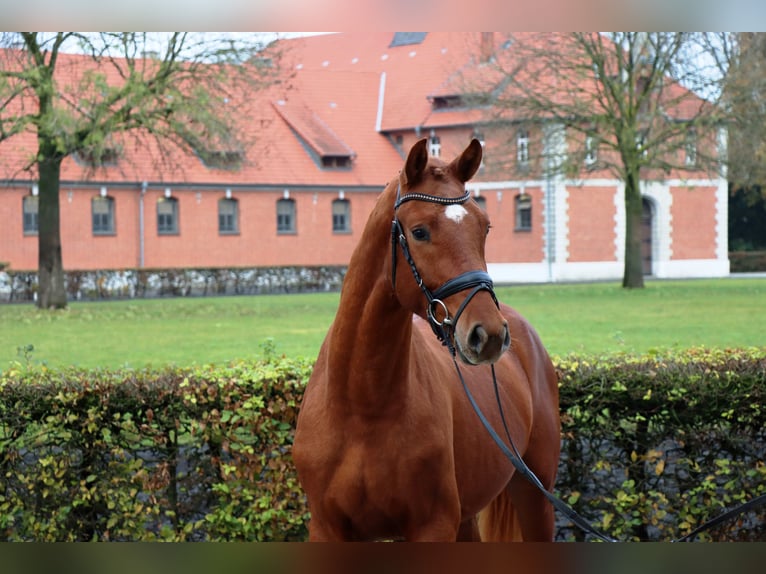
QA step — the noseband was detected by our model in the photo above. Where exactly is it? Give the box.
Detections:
[390,184,498,355]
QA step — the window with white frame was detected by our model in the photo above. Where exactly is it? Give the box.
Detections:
[218,197,239,234]
[428,133,441,157]
[517,129,529,167]
[585,134,598,167]
[685,127,697,167]
[92,196,115,235]
[157,197,179,235]
[22,194,39,235]
[277,198,296,234]
[332,198,351,233]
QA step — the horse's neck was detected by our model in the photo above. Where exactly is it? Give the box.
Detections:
[326,188,414,411]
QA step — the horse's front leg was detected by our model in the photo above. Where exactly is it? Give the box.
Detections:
[404,494,462,541]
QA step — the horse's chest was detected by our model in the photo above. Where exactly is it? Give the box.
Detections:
[324,420,453,533]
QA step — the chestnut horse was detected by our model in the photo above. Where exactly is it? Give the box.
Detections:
[293,138,560,541]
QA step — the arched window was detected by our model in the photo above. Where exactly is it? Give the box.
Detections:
[277,198,296,234]
[218,197,239,234]
[332,198,351,233]
[157,197,179,235]
[92,195,115,235]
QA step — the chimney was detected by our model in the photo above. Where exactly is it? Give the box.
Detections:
[480,32,494,63]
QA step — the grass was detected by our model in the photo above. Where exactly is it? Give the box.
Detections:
[1,278,764,370]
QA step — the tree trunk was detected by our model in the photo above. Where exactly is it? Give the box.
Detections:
[36,149,67,309]
[623,169,645,289]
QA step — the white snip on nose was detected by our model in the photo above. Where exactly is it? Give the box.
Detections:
[444,204,468,224]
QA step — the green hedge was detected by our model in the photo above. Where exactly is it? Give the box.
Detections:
[729,251,766,272]
[0,346,312,541]
[1,347,764,541]
[555,347,766,541]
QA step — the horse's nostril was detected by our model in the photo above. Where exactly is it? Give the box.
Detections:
[469,325,488,353]
[503,324,511,348]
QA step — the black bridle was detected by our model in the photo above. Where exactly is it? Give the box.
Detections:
[390,183,497,355]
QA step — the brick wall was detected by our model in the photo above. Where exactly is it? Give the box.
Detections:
[670,185,717,260]
[566,185,619,263]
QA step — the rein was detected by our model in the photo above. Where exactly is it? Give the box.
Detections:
[391,183,766,542]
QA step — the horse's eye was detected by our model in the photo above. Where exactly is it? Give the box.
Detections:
[486,224,492,236]
[411,227,430,241]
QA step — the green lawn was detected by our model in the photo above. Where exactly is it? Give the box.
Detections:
[1,278,764,369]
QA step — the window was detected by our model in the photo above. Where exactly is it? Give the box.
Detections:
[321,156,352,169]
[74,146,121,167]
[199,149,244,170]
[429,134,441,157]
[23,195,39,235]
[517,129,529,167]
[218,198,239,234]
[585,134,598,167]
[92,196,115,235]
[515,193,532,231]
[473,195,487,211]
[332,198,351,233]
[277,198,296,234]
[157,197,179,235]
[685,127,697,167]
[635,130,648,158]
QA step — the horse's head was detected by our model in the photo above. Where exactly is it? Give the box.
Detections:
[390,138,511,365]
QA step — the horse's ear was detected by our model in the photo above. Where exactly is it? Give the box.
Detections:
[402,138,429,188]
[452,138,483,183]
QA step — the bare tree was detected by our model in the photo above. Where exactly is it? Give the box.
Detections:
[0,32,281,308]
[470,32,728,288]
[715,33,766,189]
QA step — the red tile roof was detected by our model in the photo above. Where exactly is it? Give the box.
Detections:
[0,33,715,192]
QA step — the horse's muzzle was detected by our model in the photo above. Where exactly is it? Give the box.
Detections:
[456,319,511,365]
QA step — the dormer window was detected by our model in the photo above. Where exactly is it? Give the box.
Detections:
[431,95,464,110]
[198,149,244,170]
[74,146,121,167]
[321,155,353,169]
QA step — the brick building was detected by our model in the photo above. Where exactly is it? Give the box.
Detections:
[0,33,729,284]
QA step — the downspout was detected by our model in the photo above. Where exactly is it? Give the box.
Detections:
[545,175,555,283]
[139,181,147,268]
[375,72,386,133]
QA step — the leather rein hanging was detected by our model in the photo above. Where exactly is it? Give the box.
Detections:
[390,183,497,353]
